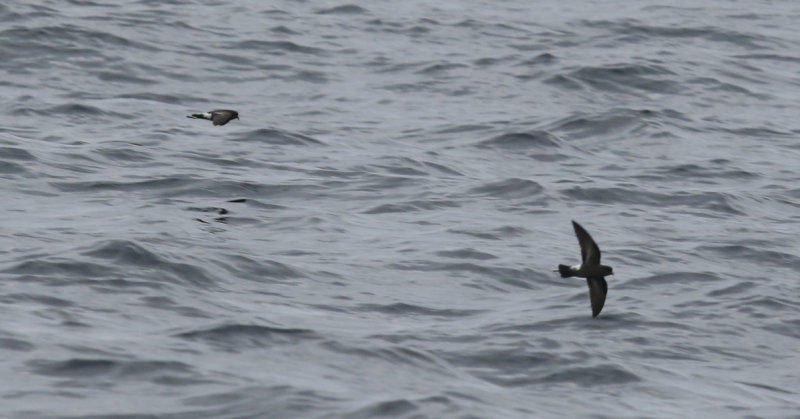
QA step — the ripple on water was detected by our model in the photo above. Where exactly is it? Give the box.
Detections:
[177,324,320,350]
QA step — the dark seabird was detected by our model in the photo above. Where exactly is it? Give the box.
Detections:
[557,220,613,318]
[187,109,239,126]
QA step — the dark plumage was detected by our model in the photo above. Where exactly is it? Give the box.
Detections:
[557,220,613,318]
[187,109,240,126]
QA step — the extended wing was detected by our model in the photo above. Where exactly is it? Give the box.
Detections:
[572,220,601,266]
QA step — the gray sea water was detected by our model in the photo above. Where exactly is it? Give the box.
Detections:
[2,1,799,418]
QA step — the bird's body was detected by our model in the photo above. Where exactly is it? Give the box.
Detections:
[187,109,239,126]
[557,220,613,318]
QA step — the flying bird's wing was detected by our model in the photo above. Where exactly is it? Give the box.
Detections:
[587,276,607,318]
[572,220,601,266]
[211,111,231,126]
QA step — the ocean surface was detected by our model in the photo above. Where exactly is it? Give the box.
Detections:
[1,1,799,418]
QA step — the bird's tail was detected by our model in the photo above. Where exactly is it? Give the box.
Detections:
[187,114,203,119]
[558,264,574,278]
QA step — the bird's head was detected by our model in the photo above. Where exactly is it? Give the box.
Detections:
[602,266,614,276]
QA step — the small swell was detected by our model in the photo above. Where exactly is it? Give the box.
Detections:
[27,358,197,382]
[468,178,544,199]
[315,5,368,15]
[546,63,681,95]
[477,131,561,149]
[560,187,744,215]
[177,324,319,349]
[232,128,325,145]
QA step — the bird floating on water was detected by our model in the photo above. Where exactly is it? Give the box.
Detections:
[187,109,239,126]
[557,220,613,318]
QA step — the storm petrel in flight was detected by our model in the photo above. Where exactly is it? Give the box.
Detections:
[187,109,239,126]
[557,220,613,318]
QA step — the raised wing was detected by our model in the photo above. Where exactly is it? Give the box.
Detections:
[572,220,601,266]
